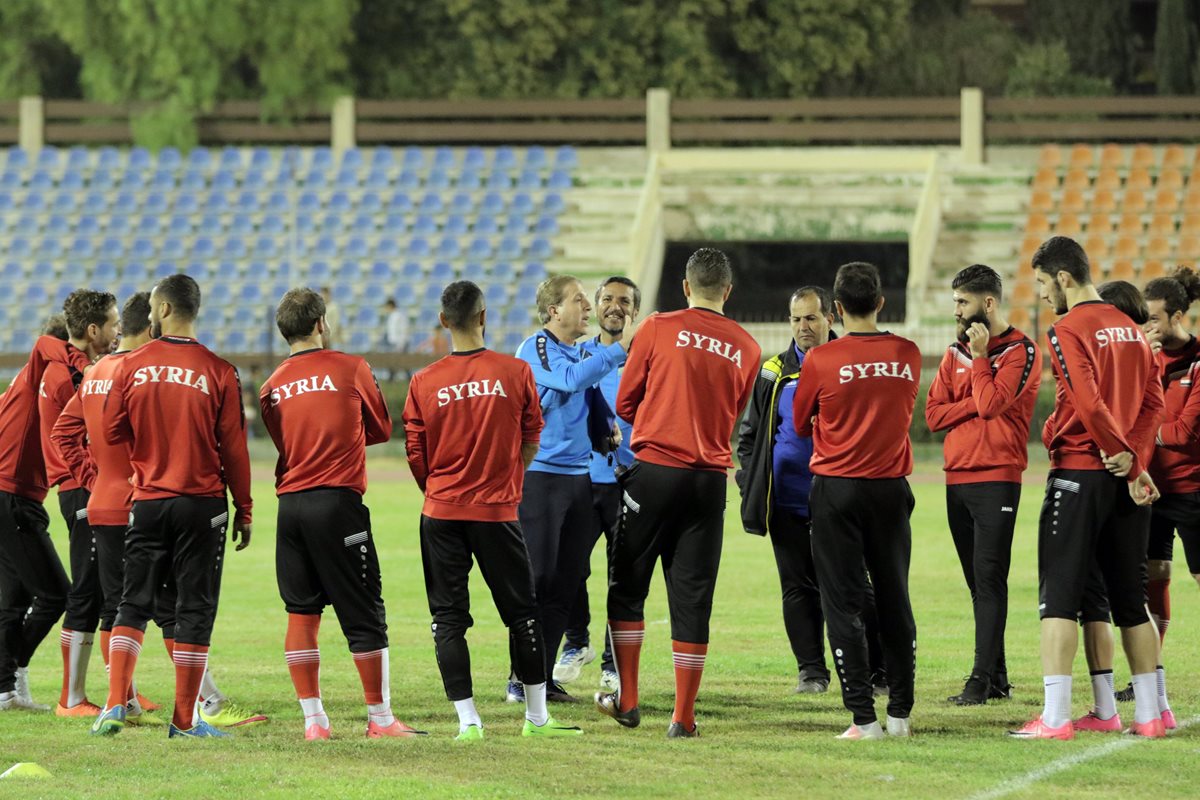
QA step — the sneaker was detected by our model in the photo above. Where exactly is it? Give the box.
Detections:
[546,681,579,703]
[599,670,619,693]
[0,691,15,711]
[795,674,830,694]
[199,700,268,728]
[947,674,990,706]
[136,692,161,712]
[90,704,126,736]
[1162,709,1177,730]
[837,721,884,740]
[13,669,49,711]
[1115,682,1135,702]
[522,716,583,737]
[504,681,525,703]
[1124,718,1167,738]
[56,700,102,717]
[125,706,167,727]
[305,723,331,741]
[1073,711,1122,733]
[989,678,1013,700]
[455,724,484,742]
[667,721,699,738]
[886,715,911,737]
[168,720,230,738]
[595,691,640,728]
[869,670,889,698]
[366,720,427,738]
[553,645,596,684]
[1008,716,1074,740]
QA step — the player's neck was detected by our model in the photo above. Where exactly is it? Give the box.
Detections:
[841,314,879,334]
[544,321,579,345]
[989,315,1010,337]
[1066,284,1101,308]
[450,328,485,352]
[114,332,152,354]
[687,297,725,314]
[288,336,323,355]
[160,321,197,340]
[67,337,99,361]
[1162,326,1192,351]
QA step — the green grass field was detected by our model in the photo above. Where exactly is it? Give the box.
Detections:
[3,455,1200,799]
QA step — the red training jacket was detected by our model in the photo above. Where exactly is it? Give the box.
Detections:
[39,360,86,492]
[1150,336,1200,494]
[1043,301,1163,479]
[403,348,543,522]
[259,348,392,496]
[925,326,1042,484]
[103,336,252,525]
[793,332,922,479]
[616,308,760,472]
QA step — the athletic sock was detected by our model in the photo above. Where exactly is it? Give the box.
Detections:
[173,643,210,729]
[104,626,144,711]
[352,647,394,726]
[99,629,111,670]
[609,620,644,713]
[454,697,482,733]
[299,696,329,730]
[1156,665,1171,714]
[1147,579,1170,644]
[524,681,548,726]
[1089,669,1117,720]
[1042,675,1072,729]
[59,629,93,708]
[1131,672,1159,725]
[671,640,707,731]
[284,613,322,707]
[199,662,224,711]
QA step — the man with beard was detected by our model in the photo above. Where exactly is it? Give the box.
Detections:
[926,265,1040,706]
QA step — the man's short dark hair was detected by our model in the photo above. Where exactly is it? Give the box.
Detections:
[951,264,1003,300]
[790,285,835,317]
[275,287,326,344]
[685,248,733,298]
[833,262,882,317]
[120,291,152,337]
[1032,236,1091,286]
[42,314,68,340]
[153,274,202,321]
[442,280,484,330]
[63,289,117,339]
[1097,280,1149,325]
[595,276,641,310]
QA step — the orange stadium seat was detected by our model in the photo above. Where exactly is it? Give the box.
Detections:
[1095,167,1121,192]
[1131,143,1155,170]
[1180,234,1200,260]
[1123,188,1148,213]
[1099,143,1124,170]
[1030,190,1054,212]
[1154,188,1180,214]
[1113,236,1140,259]
[1108,259,1136,280]
[1085,233,1111,259]
[1126,167,1153,192]
[1038,144,1063,169]
[1062,168,1089,191]
[1055,212,1082,236]
[1184,185,1200,212]
[1038,306,1058,332]
[1009,307,1033,332]
[1163,144,1186,170]
[1032,167,1058,192]
[1087,212,1113,235]
[1142,259,1166,280]
[1149,213,1175,236]
[1182,211,1200,234]
[1158,168,1184,191]
[1093,188,1117,213]
[1146,236,1172,259]
[1026,213,1051,235]
[1011,281,1038,306]
[1069,144,1094,169]
[1117,212,1143,235]
[1060,188,1086,213]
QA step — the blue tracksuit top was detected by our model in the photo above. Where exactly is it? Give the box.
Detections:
[579,336,635,484]
[516,328,626,475]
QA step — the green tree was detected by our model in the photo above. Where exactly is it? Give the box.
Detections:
[1026,0,1133,90]
[0,0,79,99]
[1005,40,1112,97]
[1155,0,1198,94]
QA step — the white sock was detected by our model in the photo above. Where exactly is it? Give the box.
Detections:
[453,697,482,732]
[200,667,224,709]
[126,693,144,715]
[0,690,14,703]
[300,696,329,729]
[367,702,395,727]
[1132,672,1159,725]
[524,682,548,726]
[1089,670,1117,720]
[1042,675,1072,729]
[62,629,93,707]
[1156,665,1171,713]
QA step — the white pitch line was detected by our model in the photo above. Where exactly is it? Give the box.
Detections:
[968,715,1199,800]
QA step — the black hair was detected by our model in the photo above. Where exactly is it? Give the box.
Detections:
[833,262,883,317]
[790,285,835,317]
[120,291,152,337]
[594,276,641,310]
[1145,265,1200,317]
[441,280,485,330]
[1032,236,1091,286]
[1097,280,1149,325]
[685,248,733,297]
[275,287,326,343]
[63,289,117,339]
[951,264,1003,300]
[153,274,202,321]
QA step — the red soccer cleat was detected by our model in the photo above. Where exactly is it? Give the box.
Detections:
[1124,718,1167,738]
[1008,716,1074,740]
[1161,709,1177,730]
[305,723,331,741]
[1073,711,1122,733]
[55,700,102,718]
[365,720,428,738]
[136,693,161,712]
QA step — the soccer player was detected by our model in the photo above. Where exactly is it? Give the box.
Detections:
[509,274,632,703]
[0,318,96,711]
[260,287,423,741]
[792,262,921,740]
[599,248,761,738]
[39,290,121,717]
[557,276,640,691]
[925,265,1040,706]
[53,292,259,729]
[91,274,253,738]
[403,280,582,739]
[1011,236,1165,740]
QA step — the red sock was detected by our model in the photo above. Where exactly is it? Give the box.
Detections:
[59,628,76,708]
[284,614,322,699]
[99,629,112,669]
[105,626,144,711]
[609,620,645,712]
[351,648,386,705]
[671,640,708,731]
[172,643,209,729]
[1148,579,1171,644]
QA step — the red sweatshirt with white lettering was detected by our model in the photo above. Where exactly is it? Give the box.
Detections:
[1149,336,1200,494]
[259,348,392,496]
[1043,301,1163,479]
[103,335,252,525]
[616,307,760,472]
[403,348,543,521]
[793,331,922,479]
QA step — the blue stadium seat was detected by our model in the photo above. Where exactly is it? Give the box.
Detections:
[548,169,573,189]
[192,237,216,259]
[116,281,139,299]
[113,191,138,215]
[340,148,363,170]
[312,237,337,258]
[504,307,530,327]
[229,215,255,236]
[181,171,207,191]
[352,305,378,328]
[394,283,415,305]
[493,147,517,172]
[122,262,149,282]
[359,191,382,213]
[501,330,526,353]
[186,148,212,170]
[375,238,401,259]
[480,192,505,216]
[335,168,359,188]
[212,170,237,192]
[486,170,511,190]
[66,146,89,169]
[351,213,375,233]
[23,284,48,305]
[511,192,535,216]
[240,284,263,305]
[331,283,356,305]
[298,191,321,212]
[473,215,500,235]
[265,191,289,213]
[524,146,547,169]
[131,146,154,169]
[54,284,74,306]
[346,331,371,352]
[32,147,57,170]
[368,261,394,281]
[320,213,343,234]
[208,284,233,305]
[400,261,423,281]
[23,190,47,211]
[235,190,258,213]
[151,171,176,190]
[379,213,404,234]
[456,168,482,191]
[448,192,473,215]
[505,213,528,234]
[153,261,177,280]
[345,237,369,259]
[485,283,508,306]
[412,215,437,236]
[36,237,63,259]
[517,169,542,190]
[398,169,420,190]
[365,169,390,189]
[157,147,182,170]
[67,236,93,260]
[94,262,118,283]
[529,237,553,260]
[61,261,88,282]
[219,147,243,170]
[52,191,77,212]
[254,237,279,259]
[310,147,333,170]
[467,237,493,260]
[416,307,439,329]
[205,192,230,213]
[554,146,578,169]
[430,261,454,282]
[462,262,486,281]
[196,215,223,235]
[388,191,412,214]
[0,172,19,191]
[76,215,100,236]
[462,147,486,171]
[422,284,442,304]
[222,238,247,260]
[174,191,199,214]
[309,261,332,281]
[12,215,39,236]
[427,169,452,190]
[121,169,146,190]
[167,215,192,236]
[328,191,352,213]
[432,147,454,171]
[80,191,107,214]
[402,146,424,170]
[534,216,559,235]
[129,238,155,260]
[435,237,460,260]
[419,192,443,215]
[250,148,272,169]
[370,148,394,170]
[303,168,328,189]
[136,214,163,236]
[223,331,246,352]
[513,283,537,307]
[497,236,522,260]
[243,168,266,189]
[144,192,170,215]
[59,170,85,190]
[45,215,70,236]
[261,214,285,235]
[210,261,239,280]
[98,237,124,260]
[524,261,548,281]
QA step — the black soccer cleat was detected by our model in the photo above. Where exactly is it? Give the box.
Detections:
[594,691,640,728]
[547,681,580,703]
[1115,681,1135,702]
[988,680,1013,700]
[666,721,699,739]
[947,674,990,706]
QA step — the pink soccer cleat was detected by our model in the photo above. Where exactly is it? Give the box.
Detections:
[1125,718,1167,738]
[305,722,331,741]
[1161,709,1177,730]
[835,722,884,740]
[366,720,428,738]
[1073,711,1122,733]
[1008,716,1074,740]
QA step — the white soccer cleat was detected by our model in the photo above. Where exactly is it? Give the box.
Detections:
[837,721,884,740]
[13,668,49,711]
[886,715,911,737]
[553,645,596,684]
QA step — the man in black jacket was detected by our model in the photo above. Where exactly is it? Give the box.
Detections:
[735,286,887,695]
